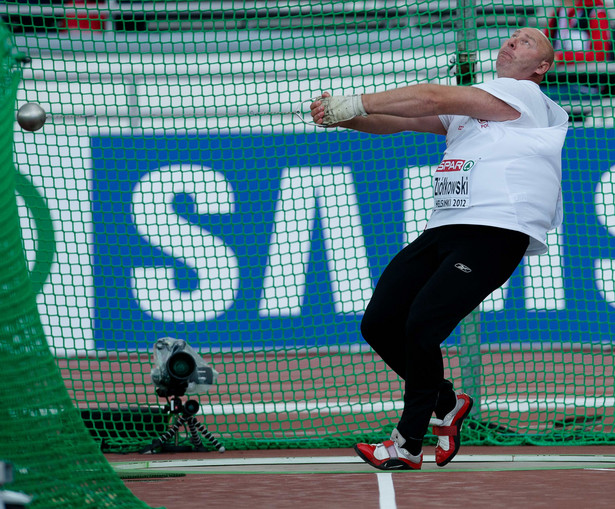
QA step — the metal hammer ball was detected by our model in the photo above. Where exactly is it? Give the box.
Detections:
[17,103,47,132]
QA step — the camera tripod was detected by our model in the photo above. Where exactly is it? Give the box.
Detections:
[140,396,225,454]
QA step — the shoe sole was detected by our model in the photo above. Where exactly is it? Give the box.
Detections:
[436,395,474,467]
[353,444,420,471]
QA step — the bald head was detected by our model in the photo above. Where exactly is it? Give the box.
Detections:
[529,27,555,69]
[496,27,555,83]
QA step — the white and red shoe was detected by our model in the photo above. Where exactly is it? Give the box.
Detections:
[354,429,423,471]
[432,392,473,467]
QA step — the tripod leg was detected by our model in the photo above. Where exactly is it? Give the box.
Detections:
[192,419,226,453]
[140,415,186,454]
[186,417,207,452]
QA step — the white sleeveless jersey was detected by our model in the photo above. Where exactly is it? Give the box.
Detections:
[427,78,569,255]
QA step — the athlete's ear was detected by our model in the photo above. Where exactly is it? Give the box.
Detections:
[536,60,551,78]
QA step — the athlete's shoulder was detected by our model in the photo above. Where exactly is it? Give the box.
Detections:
[475,77,539,93]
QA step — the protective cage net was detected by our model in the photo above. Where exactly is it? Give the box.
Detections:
[0,16,152,509]
[2,0,615,493]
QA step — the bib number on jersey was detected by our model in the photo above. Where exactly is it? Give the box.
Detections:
[432,159,475,209]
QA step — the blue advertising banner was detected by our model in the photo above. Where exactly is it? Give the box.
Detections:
[91,129,615,350]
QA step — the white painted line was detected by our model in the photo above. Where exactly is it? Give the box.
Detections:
[197,400,404,415]
[509,455,615,463]
[112,454,615,471]
[195,396,615,416]
[113,456,364,470]
[377,473,397,509]
[481,396,615,413]
[585,468,615,472]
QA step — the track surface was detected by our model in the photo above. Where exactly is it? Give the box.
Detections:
[109,446,615,509]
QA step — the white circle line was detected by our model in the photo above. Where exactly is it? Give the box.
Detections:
[112,454,615,471]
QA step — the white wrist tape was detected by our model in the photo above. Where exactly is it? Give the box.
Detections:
[321,94,368,125]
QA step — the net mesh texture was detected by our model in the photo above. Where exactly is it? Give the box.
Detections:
[2,0,615,505]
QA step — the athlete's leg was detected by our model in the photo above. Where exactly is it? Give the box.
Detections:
[395,225,529,444]
[360,229,440,378]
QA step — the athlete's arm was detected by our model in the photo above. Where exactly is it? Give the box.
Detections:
[336,113,447,135]
[311,84,520,135]
[361,83,520,122]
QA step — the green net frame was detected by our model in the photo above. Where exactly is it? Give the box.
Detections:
[2,2,615,503]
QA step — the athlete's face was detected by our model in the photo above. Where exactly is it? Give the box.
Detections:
[496,28,553,82]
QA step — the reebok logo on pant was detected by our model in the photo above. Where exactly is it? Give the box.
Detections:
[454,263,472,273]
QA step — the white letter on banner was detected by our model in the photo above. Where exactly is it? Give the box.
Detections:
[594,165,615,307]
[259,166,373,316]
[403,166,564,311]
[131,165,240,322]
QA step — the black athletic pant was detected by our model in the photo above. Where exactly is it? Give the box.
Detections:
[360,224,529,444]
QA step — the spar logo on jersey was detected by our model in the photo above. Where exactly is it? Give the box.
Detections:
[436,159,476,172]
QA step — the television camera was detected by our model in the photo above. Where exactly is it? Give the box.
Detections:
[140,337,225,454]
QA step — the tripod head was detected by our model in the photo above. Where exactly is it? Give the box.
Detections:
[165,396,200,417]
